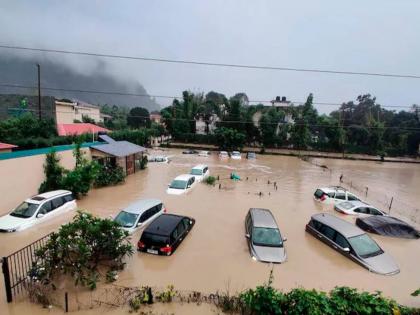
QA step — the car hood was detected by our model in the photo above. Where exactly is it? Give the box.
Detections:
[252,245,286,263]
[166,188,186,195]
[0,214,29,231]
[363,252,400,275]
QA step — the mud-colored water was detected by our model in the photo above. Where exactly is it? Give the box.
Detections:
[1,149,420,314]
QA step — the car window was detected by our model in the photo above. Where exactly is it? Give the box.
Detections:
[327,192,335,198]
[347,193,358,201]
[310,219,322,231]
[358,207,369,214]
[182,218,191,230]
[51,197,65,210]
[319,224,336,240]
[172,228,179,241]
[369,208,382,215]
[177,221,186,236]
[334,233,350,249]
[63,194,74,203]
[246,214,253,233]
[204,167,208,173]
[40,201,53,213]
[139,209,152,223]
[335,192,346,200]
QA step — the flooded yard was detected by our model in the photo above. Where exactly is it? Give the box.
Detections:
[1,149,419,314]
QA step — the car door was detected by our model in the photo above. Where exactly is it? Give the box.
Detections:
[138,209,153,226]
[353,207,370,217]
[333,232,351,256]
[34,201,52,225]
[334,192,346,204]
[318,224,337,247]
[347,193,359,202]
[368,207,384,216]
[174,221,187,248]
[148,204,162,223]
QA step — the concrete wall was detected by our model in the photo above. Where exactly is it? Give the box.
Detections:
[56,103,102,124]
[0,148,90,215]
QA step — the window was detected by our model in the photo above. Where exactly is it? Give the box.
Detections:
[354,207,369,214]
[182,218,191,230]
[177,222,186,236]
[310,219,322,231]
[40,201,53,213]
[115,211,139,228]
[334,233,350,249]
[335,192,346,200]
[51,197,65,210]
[10,202,39,218]
[139,210,152,223]
[348,234,382,258]
[203,167,208,174]
[172,228,179,241]
[319,225,336,240]
[246,215,252,233]
[369,208,382,215]
[252,227,282,247]
[63,194,74,203]
[347,194,358,201]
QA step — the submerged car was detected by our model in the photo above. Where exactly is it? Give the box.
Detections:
[231,151,242,160]
[219,151,229,159]
[306,213,399,275]
[114,199,165,234]
[246,152,257,160]
[190,164,209,182]
[334,201,386,217]
[356,216,420,239]
[166,174,197,195]
[245,208,287,263]
[138,214,195,256]
[0,190,77,232]
[182,149,198,154]
[314,186,360,205]
[148,155,169,163]
[198,150,211,157]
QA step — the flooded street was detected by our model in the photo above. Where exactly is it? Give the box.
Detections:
[1,149,420,314]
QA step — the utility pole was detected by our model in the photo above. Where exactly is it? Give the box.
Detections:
[37,64,41,120]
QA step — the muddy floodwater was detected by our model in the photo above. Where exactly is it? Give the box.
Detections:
[1,149,420,314]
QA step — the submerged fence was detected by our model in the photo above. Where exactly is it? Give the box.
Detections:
[1,232,52,302]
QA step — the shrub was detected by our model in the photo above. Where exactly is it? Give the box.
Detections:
[204,176,216,186]
[140,155,148,169]
[94,164,125,187]
[39,150,64,193]
[30,211,133,291]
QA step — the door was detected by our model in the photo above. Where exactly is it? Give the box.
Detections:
[126,155,135,175]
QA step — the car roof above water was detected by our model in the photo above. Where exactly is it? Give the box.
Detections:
[311,213,364,238]
[337,200,369,208]
[123,199,162,215]
[250,208,278,229]
[28,190,72,204]
[144,214,185,236]
[174,174,194,181]
[191,164,207,170]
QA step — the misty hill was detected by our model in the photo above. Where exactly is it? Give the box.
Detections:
[0,54,160,111]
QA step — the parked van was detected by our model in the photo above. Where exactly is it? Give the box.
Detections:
[166,174,197,195]
[0,190,77,232]
[114,199,165,234]
[190,164,209,182]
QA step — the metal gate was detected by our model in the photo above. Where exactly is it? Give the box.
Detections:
[2,233,52,302]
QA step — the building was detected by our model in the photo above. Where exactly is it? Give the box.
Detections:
[55,100,103,124]
[57,123,109,137]
[195,114,220,135]
[271,96,292,108]
[90,135,147,176]
[150,112,162,124]
[0,142,18,153]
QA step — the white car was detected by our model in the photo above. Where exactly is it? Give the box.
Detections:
[314,186,361,205]
[198,150,210,157]
[166,174,197,195]
[334,201,386,217]
[231,151,242,160]
[190,164,210,182]
[148,155,169,163]
[114,199,165,234]
[0,190,77,232]
[219,151,229,159]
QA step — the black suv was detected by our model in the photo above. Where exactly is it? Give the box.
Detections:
[138,214,195,256]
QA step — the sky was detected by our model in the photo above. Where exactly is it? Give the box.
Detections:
[1,0,420,113]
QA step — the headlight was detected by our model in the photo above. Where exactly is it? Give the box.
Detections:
[252,256,257,261]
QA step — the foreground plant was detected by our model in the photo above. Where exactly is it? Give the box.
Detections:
[30,211,133,292]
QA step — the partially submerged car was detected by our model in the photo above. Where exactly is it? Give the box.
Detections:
[182,149,198,154]
[231,151,242,160]
[0,190,77,232]
[219,151,229,159]
[148,155,169,163]
[190,164,209,182]
[356,216,420,239]
[306,213,399,275]
[246,152,257,160]
[138,214,195,256]
[166,174,197,195]
[114,199,165,234]
[198,150,210,157]
[245,208,287,263]
[314,186,360,205]
[334,201,386,217]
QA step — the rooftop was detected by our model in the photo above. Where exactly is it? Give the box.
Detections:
[250,208,278,228]
[28,190,72,204]
[123,199,162,214]
[174,174,195,181]
[0,142,18,150]
[145,214,185,236]
[57,123,109,136]
[91,141,146,157]
[311,213,364,238]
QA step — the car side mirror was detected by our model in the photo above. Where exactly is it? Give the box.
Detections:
[343,247,350,252]
[137,222,141,227]
[283,237,287,242]
[245,233,250,239]
[187,185,191,188]
[37,213,45,219]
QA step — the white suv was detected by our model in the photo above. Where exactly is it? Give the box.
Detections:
[314,186,361,205]
[0,190,77,232]
[190,164,210,182]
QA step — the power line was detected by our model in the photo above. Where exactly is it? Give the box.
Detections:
[0,83,413,109]
[1,44,420,79]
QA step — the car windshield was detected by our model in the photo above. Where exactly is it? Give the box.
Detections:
[10,202,39,218]
[170,180,187,189]
[114,211,139,228]
[248,153,256,157]
[191,169,203,175]
[252,227,283,247]
[232,152,240,156]
[141,233,170,246]
[338,202,354,210]
[348,234,383,258]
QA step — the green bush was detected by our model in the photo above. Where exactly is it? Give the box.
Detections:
[95,164,125,187]
[30,211,133,291]
[204,176,216,186]
[39,150,64,193]
[140,155,148,169]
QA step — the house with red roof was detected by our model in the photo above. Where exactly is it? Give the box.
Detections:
[0,142,18,153]
[57,123,110,137]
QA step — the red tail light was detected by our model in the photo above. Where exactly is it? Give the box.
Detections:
[163,207,167,213]
[160,245,172,255]
[138,241,145,249]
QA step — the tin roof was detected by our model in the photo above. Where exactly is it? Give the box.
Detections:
[0,142,18,150]
[91,141,146,157]
[57,123,109,136]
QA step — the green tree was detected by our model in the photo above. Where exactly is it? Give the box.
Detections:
[38,150,64,193]
[127,107,151,128]
[214,127,246,150]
